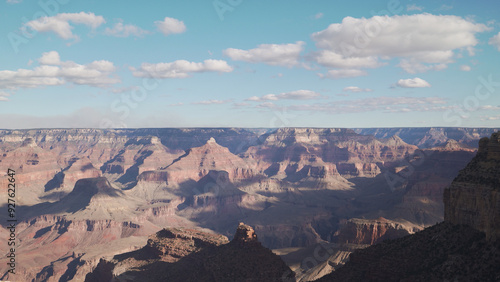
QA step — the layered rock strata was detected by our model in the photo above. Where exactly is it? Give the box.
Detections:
[444,132,500,241]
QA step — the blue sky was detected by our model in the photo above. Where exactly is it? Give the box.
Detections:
[1,0,500,129]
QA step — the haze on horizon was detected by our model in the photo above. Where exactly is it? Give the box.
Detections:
[1,0,500,129]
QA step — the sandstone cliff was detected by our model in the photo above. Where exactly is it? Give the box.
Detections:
[444,132,500,241]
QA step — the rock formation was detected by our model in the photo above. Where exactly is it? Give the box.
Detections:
[138,137,258,186]
[444,132,500,241]
[355,127,500,148]
[0,138,62,205]
[85,223,295,282]
[315,222,500,281]
[0,127,494,281]
[317,132,500,281]
[334,217,417,245]
[245,128,418,180]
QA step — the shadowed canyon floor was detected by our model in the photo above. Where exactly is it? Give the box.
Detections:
[0,127,495,281]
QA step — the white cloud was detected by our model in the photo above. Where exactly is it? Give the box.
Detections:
[407,4,423,11]
[311,14,490,73]
[38,51,61,65]
[312,50,382,69]
[6,0,22,3]
[397,58,448,74]
[25,12,105,40]
[105,21,149,37]
[343,86,373,93]
[0,51,119,89]
[131,59,233,78]
[489,32,500,51]
[246,90,322,101]
[396,77,431,88]
[155,17,186,36]
[315,13,324,19]
[318,69,368,79]
[192,99,232,105]
[460,65,471,71]
[224,41,305,67]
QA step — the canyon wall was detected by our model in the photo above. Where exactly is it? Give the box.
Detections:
[444,132,500,241]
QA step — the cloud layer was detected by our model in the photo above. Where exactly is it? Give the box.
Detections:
[0,51,119,89]
[489,32,500,51]
[343,86,373,93]
[396,77,431,88]
[290,96,446,114]
[311,14,490,74]
[104,21,150,37]
[224,41,305,67]
[25,12,105,40]
[246,90,322,101]
[155,17,186,36]
[131,59,233,78]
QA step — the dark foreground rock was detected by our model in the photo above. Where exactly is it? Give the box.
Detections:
[316,222,500,282]
[86,223,294,282]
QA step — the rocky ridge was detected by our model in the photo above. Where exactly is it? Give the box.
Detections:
[355,127,500,148]
[444,132,500,241]
[85,223,295,282]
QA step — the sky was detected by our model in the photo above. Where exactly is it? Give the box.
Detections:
[1,0,500,129]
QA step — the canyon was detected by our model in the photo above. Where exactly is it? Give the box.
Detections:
[317,131,500,281]
[0,127,496,281]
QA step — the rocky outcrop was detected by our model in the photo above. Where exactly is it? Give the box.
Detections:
[316,222,500,281]
[444,132,500,241]
[231,222,260,247]
[143,228,229,261]
[85,227,229,281]
[85,223,295,282]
